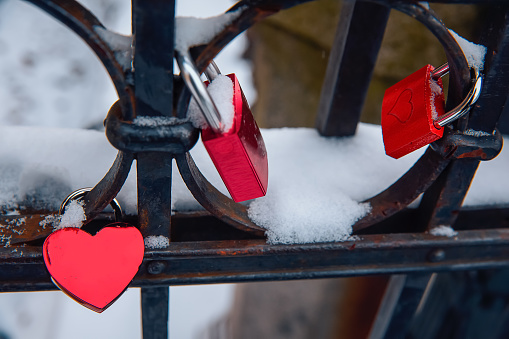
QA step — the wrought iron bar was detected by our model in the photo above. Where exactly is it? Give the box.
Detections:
[419,4,509,231]
[132,0,174,240]
[368,274,433,339]
[142,287,169,339]
[4,227,509,291]
[132,0,175,337]
[315,0,390,136]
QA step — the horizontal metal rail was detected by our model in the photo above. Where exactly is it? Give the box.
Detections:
[2,224,509,291]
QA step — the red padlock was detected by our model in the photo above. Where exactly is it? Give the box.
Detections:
[381,64,445,159]
[43,189,145,313]
[178,53,268,202]
[381,63,483,159]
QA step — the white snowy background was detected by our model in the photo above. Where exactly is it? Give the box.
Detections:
[0,0,507,338]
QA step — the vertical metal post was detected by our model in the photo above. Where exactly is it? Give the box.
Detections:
[419,5,509,231]
[142,287,170,339]
[133,0,175,240]
[315,0,390,137]
[132,0,175,338]
[368,274,432,339]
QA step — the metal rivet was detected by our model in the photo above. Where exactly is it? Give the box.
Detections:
[428,249,446,262]
[147,261,165,275]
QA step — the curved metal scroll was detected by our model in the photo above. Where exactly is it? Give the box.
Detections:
[176,1,473,235]
[25,0,135,222]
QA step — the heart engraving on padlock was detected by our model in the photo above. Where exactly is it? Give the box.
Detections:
[387,89,414,124]
[382,63,483,159]
[43,224,144,313]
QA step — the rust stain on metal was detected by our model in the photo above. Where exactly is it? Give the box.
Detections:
[456,149,487,159]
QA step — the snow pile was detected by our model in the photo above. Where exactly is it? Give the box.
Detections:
[188,74,234,131]
[175,11,242,52]
[429,225,458,237]
[449,30,487,72]
[56,200,86,230]
[246,126,421,244]
[144,235,170,249]
[0,125,138,215]
[249,190,369,244]
[94,27,133,71]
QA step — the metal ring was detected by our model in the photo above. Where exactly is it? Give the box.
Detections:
[176,51,224,133]
[433,65,484,128]
[59,188,123,222]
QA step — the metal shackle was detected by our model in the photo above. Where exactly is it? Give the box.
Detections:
[176,51,225,133]
[431,63,483,128]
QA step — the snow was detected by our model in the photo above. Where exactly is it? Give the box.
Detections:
[463,128,492,137]
[94,27,133,71]
[0,123,508,243]
[0,125,138,215]
[429,225,458,237]
[39,214,60,229]
[56,200,85,230]
[175,11,242,52]
[133,115,180,127]
[188,74,235,131]
[144,235,170,249]
[429,77,443,120]
[449,30,487,72]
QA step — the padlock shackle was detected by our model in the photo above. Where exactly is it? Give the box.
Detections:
[176,51,223,132]
[204,61,221,82]
[431,63,449,79]
[434,67,483,128]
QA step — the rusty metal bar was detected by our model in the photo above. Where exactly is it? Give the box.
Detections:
[133,0,174,240]
[315,0,390,136]
[4,227,509,291]
[132,0,175,337]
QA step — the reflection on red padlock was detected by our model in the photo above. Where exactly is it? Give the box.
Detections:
[178,53,268,202]
[43,189,144,313]
[381,63,483,159]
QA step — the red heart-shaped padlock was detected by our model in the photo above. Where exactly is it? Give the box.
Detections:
[43,224,144,313]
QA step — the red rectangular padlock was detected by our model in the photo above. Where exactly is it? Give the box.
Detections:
[381,64,445,159]
[177,53,268,202]
[202,74,268,202]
